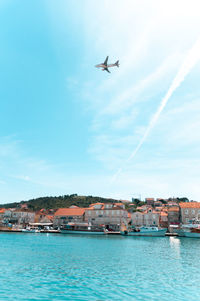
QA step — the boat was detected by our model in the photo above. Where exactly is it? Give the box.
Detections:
[176,222,200,237]
[104,229,120,235]
[40,229,60,233]
[121,225,167,237]
[184,227,200,238]
[60,222,105,235]
[22,227,40,233]
[179,224,200,238]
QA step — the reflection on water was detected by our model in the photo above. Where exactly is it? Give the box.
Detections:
[169,236,181,258]
[0,233,200,301]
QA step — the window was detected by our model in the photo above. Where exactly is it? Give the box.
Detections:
[192,209,195,215]
[88,211,91,215]
[185,209,188,214]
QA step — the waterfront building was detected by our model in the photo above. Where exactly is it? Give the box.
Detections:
[1,209,35,226]
[0,208,6,225]
[159,211,168,228]
[131,208,162,227]
[35,213,53,224]
[10,209,35,225]
[34,209,54,224]
[168,206,180,225]
[143,208,160,226]
[179,202,200,224]
[131,211,144,226]
[84,203,128,231]
[53,208,86,227]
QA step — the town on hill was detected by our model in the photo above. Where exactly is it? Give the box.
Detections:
[0,195,198,233]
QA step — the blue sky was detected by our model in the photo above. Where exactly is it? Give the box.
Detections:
[1,0,200,203]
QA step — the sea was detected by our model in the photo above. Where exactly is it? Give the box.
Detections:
[0,233,200,301]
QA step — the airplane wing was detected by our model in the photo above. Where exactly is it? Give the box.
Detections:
[104,67,110,73]
[103,56,109,66]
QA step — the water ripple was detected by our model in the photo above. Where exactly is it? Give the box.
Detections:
[0,233,200,300]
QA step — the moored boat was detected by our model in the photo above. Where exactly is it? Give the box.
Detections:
[181,225,200,238]
[60,222,105,235]
[22,228,40,233]
[104,229,120,235]
[175,222,200,237]
[121,226,167,237]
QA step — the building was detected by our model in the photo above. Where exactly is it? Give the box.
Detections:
[84,203,128,230]
[154,200,163,207]
[0,208,6,224]
[136,205,149,212]
[145,198,155,206]
[179,202,200,224]
[53,208,86,227]
[143,208,160,226]
[11,209,35,225]
[168,207,180,225]
[131,211,144,226]
[1,209,35,225]
[159,211,168,228]
[131,208,161,227]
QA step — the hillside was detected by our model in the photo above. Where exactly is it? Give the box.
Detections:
[0,194,119,211]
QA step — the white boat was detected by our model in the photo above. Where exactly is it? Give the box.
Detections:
[60,222,105,235]
[121,226,167,237]
[181,225,200,238]
[176,223,200,237]
[22,228,40,233]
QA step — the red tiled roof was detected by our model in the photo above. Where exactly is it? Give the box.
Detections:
[114,203,124,206]
[155,206,163,211]
[168,207,179,212]
[0,208,5,214]
[160,211,168,216]
[179,202,200,208]
[54,208,86,216]
[46,215,53,220]
[120,200,130,203]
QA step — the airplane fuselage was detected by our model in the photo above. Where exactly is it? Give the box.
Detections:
[95,56,119,73]
[95,63,117,69]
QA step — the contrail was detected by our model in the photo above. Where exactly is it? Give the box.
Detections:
[112,37,200,182]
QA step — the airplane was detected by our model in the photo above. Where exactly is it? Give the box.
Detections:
[95,56,119,73]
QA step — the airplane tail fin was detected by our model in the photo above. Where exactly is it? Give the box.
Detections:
[115,60,119,67]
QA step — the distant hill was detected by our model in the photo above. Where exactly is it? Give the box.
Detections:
[0,194,119,211]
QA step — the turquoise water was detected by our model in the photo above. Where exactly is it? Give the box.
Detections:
[0,233,200,300]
